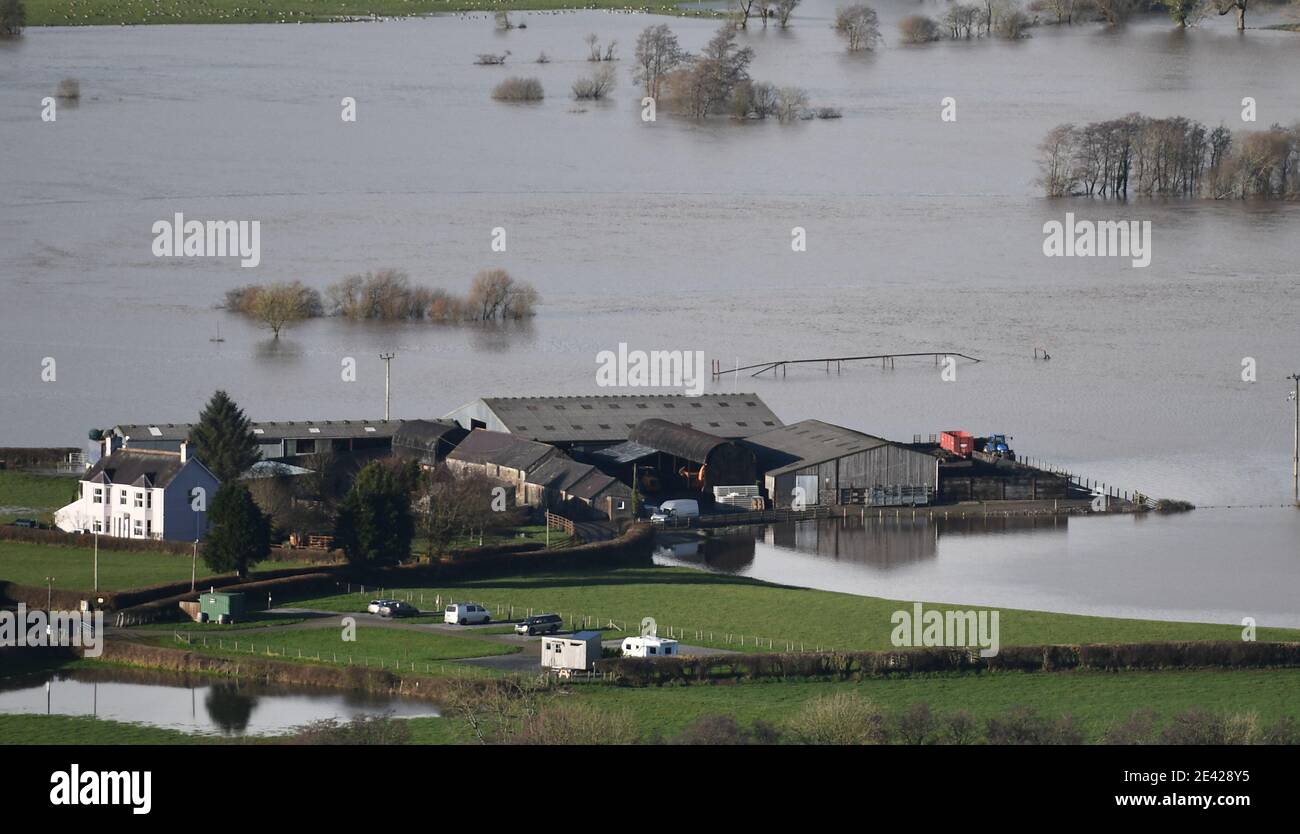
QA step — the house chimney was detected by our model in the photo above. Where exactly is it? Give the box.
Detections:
[179,440,189,464]
[103,434,114,458]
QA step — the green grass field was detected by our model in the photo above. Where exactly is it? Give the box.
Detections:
[23,0,708,27]
[0,470,78,524]
[151,622,518,669]
[0,539,202,592]
[566,666,1300,741]
[294,566,1300,652]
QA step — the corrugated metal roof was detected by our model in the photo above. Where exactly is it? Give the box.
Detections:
[447,429,557,472]
[112,420,403,442]
[744,420,895,476]
[628,419,732,464]
[587,440,660,465]
[393,419,466,451]
[461,394,782,443]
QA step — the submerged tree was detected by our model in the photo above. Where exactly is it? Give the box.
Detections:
[662,25,754,118]
[834,5,882,52]
[1162,0,1207,26]
[775,0,802,26]
[633,24,687,99]
[1212,0,1248,29]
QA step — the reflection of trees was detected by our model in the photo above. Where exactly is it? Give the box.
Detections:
[204,684,257,735]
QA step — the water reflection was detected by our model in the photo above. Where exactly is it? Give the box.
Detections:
[656,508,1300,629]
[0,667,439,737]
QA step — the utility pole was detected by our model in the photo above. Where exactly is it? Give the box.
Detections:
[1289,373,1300,506]
[380,352,396,421]
[45,576,54,611]
[191,539,198,592]
[93,531,99,593]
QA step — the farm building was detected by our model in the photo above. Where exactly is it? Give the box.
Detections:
[443,394,783,453]
[445,429,560,490]
[744,420,939,508]
[104,419,401,463]
[626,419,757,494]
[392,419,468,468]
[937,455,1072,502]
[445,430,633,521]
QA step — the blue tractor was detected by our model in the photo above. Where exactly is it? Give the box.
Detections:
[982,434,1015,460]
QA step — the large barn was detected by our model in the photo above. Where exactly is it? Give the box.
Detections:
[626,418,758,493]
[744,420,939,508]
[443,394,782,454]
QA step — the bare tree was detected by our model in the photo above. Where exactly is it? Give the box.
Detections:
[573,65,617,100]
[899,15,943,42]
[252,281,321,338]
[775,0,802,26]
[585,33,602,61]
[633,24,687,99]
[1212,0,1248,29]
[834,5,882,52]
[661,25,754,118]
[734,0,759,26]
[775,87,809,123]
[1161,0,1207,26]
[944,4,981,37]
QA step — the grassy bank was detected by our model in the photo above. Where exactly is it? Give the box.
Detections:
[0,713,209,744]
[24,0,704,27]
[0,470,77,525]
[565,666,1300,741]
[293,566,1300,652]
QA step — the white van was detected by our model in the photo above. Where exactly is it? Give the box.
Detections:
[650,499,700,523]
[621,636,679,657]
[444,602,492,625]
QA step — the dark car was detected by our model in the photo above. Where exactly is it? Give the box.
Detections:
[514,613,563,636]
[378,601,419,618]
[12,519,39,529]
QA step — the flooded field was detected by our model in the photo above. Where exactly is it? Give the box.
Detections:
[2,6,1298,619]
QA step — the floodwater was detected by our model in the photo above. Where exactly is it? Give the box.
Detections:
[1,7,1298,622]
[656,507,1300,628]
[0,667,438,736]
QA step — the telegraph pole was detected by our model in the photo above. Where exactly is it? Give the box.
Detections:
[1289,373,1300,506]
[380,352,395,420]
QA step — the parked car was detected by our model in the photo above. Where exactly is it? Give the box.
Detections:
[650,499,700,523]
[367,599,398,615]
[444,602,492,625]
[11,518,38,529]
[515,613,563,636]
[379,601,419,618]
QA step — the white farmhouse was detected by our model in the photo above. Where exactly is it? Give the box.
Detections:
[55,438,220,541]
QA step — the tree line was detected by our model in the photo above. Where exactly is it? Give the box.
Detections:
[224,267,538,338]
[1039,114,1300,199]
